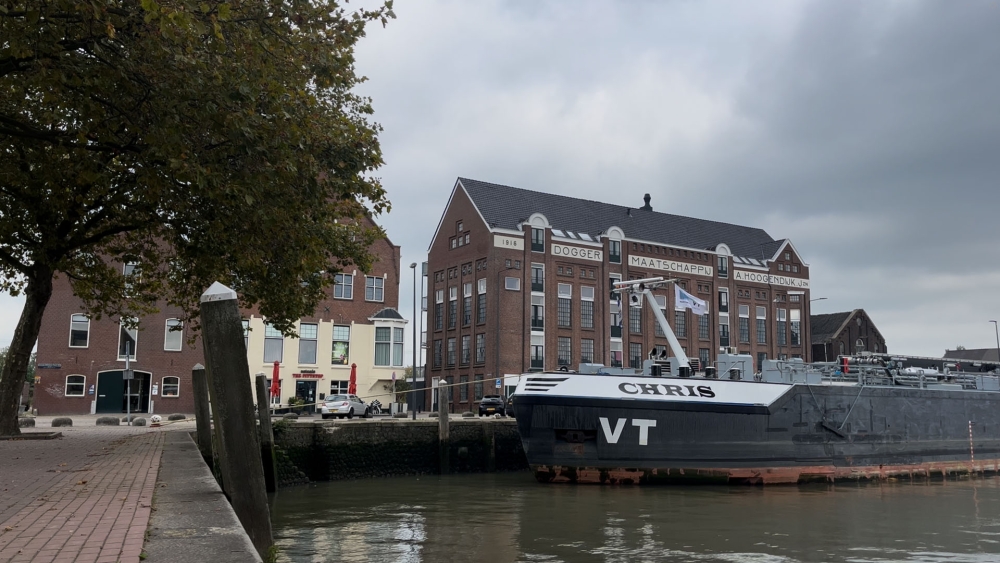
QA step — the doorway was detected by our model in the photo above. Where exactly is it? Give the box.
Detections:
[96,370,152,413]
[295,380,317,413]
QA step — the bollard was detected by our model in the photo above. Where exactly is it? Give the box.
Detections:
[200,282,273,558]
[438,391,450,474]
[191,364,214,468]
[255,374,278,493]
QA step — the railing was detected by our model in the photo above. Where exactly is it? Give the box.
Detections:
[531,318,544,330]
[530,359,544,370]
[610,326,622,338]
[532,282,544,292]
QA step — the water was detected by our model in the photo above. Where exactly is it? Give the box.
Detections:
[270,473,1000,563]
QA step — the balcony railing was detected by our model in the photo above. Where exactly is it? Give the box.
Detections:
[531,242,544,252]
[531,318,544,330]
[531,282,544,292]
[610,325,622,338]
[530,359,544,370]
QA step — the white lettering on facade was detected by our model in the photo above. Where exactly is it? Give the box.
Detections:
[733,269,810,289]
[551,243,603,262]
[493,235,524,250]
[628,255,714,277]
[599,417,626,444]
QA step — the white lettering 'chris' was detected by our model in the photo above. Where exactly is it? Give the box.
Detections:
[632,419,656,446]
[599,417,626,444]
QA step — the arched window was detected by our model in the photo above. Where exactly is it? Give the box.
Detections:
[161,377,180,397]
[65,375,86,397]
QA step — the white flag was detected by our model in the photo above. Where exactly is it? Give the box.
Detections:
[675,284,708,315]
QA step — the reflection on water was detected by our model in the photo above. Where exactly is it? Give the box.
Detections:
[270,473,1000,563]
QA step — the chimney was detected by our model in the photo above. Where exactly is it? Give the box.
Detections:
[640,193,652,211]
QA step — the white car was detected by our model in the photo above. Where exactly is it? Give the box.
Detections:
[320,394,370,419]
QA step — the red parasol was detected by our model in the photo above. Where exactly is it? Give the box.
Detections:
[269,361,281,403]
[348,363,358,395]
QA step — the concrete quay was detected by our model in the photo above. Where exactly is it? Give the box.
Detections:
[0,416,258,563]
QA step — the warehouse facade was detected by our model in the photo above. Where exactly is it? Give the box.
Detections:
[425,178,813,411]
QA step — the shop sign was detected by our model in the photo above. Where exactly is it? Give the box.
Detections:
[293,373,324,379]
[551,243,603,262]
[733,270,810,289]
[628,255,713,277]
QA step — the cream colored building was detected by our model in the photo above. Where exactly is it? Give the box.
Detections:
[244,308,408,410]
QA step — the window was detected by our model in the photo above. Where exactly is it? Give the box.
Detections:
[475,334,486,364]
[477,294,486,324]
[778,263,784,272]
[557,283,571,298]
[699,314,709,340]
[161,376,180,397]
[531,264,544,292]
[718,289,729,313]
[332,325,350,365]
[365,276,384,302]
[558,298,571,328]
[242,319,250,349]
[264,323,283,363]
[329,380,349,395]
[531,297,544,330]
[718,256,728,278]
[777,309,787,346]
[610,302,622,338]
[531,345,544,370]
[790,310,801,346]
[463,296,472,326]
[699,348,710,369]
[69,314,90,348]
[505,277,520,291]
[460,375,469,402]
[123,263,138,296]
[435,303,444,331]
[793,265,799,273]
[674,310,687,338]
[790,294,801,302]
[629,306,641,334]
[461,335,470,365]
[164,319,183,351]
[433,340,442,367]
[558,337,572,367]
[65,375,85,397]
[581,339,594,363]
[465,234,470,245]
[756,307,767,345]
[334,274,353,299]
[447,338,456,366]
[611,341,623,367]
[653,295,667,337]
[580,300,594,329]
[629,342,642,369]
[457,221,463,232]
[118,319,138,360]
[375,327,391,366]
[474,374,484,400]
[785,252,791,260]
[448,298,457,330]
[609,240,621,263]
[532,228,544,252]
[720,315,730,347]
[738,305,750,343]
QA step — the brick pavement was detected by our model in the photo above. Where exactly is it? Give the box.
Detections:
[0,420,174,563]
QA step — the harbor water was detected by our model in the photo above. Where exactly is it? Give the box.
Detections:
[271,473,1000,563]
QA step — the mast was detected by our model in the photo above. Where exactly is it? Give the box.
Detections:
[613,277,691,372]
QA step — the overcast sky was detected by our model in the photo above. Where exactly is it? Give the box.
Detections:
[3,0,999,358]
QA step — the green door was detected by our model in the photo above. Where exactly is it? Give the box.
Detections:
[96,371,124,413]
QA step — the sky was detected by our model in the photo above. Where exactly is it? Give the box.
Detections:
[3,0,1000,358]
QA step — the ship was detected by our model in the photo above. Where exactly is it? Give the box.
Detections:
[511,277,1000,484]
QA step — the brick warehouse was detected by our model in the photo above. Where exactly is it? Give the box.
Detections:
[33,217,404,416]
[425,178,813,411]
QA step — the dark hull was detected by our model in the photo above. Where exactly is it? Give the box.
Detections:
[514,383,1000,485]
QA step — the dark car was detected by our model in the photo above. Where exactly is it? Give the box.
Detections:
[478,395,506,417]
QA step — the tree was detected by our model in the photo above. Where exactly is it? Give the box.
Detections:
[0,0,394,435]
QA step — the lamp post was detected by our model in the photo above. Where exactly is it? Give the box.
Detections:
[990,320,1000,370]
[410,263,418,420]
[810,297,827,303]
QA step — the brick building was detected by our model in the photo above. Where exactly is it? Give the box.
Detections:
[33,219,403,415]
[810,309,887,362]
[425,178,813,411]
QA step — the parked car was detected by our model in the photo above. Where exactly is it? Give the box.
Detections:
[478,395,506,417]
[321,394,370,419]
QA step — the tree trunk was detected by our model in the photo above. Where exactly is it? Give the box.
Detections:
[0,270,53,436]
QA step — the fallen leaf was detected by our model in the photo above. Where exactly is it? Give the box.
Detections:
[76,480,88,485]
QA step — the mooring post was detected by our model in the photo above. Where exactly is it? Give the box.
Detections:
[191,364,214,467]
[438,389,450,474]
[255,374,278,493]
[200,282,273,558]
[486,422,496,473]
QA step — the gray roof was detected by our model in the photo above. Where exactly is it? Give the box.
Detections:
[459,178,779,258]
[943,348,1000,362]
[369,308,405,321]
[810,311,855,345]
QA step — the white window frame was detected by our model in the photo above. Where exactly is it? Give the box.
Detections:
[69,314,90,348]
[163,318,184,351]
[334,273,354,300]
[65,374,86,397]
[365,276,384,302]
[264,323,284,363]
[581,286,595,301]
[161,376,180,397]
[449,286,458,300]
[332,325,351,365]
[393,327,404,367]
[298,322,318,364]
[118,319,138,361]
[505,277,520,291]
[463,282,472,298]
[477,279,486,294]
[739,305,750,318]
[435,289,444,304]
[557,283,572,298]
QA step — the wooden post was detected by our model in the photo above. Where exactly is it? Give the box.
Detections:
[191,364,214,468]
[200,282,273,558]
[486,422,496,473]
[438,389,449,474]
[255,374,278,493]
[205,363,230,495]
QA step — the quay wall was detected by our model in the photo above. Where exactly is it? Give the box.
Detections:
[272,418,528,486]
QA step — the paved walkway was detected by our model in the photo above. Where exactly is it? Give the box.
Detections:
[0,419,185,563]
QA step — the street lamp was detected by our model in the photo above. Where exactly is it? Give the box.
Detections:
[990,320,1000,370]
[410,263,417,420]
[810,297,827,303]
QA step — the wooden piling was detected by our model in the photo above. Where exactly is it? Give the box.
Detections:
[191,364,214,468]
[255,374,278,493]
[200,282,273,558]
[438,390,450,474]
